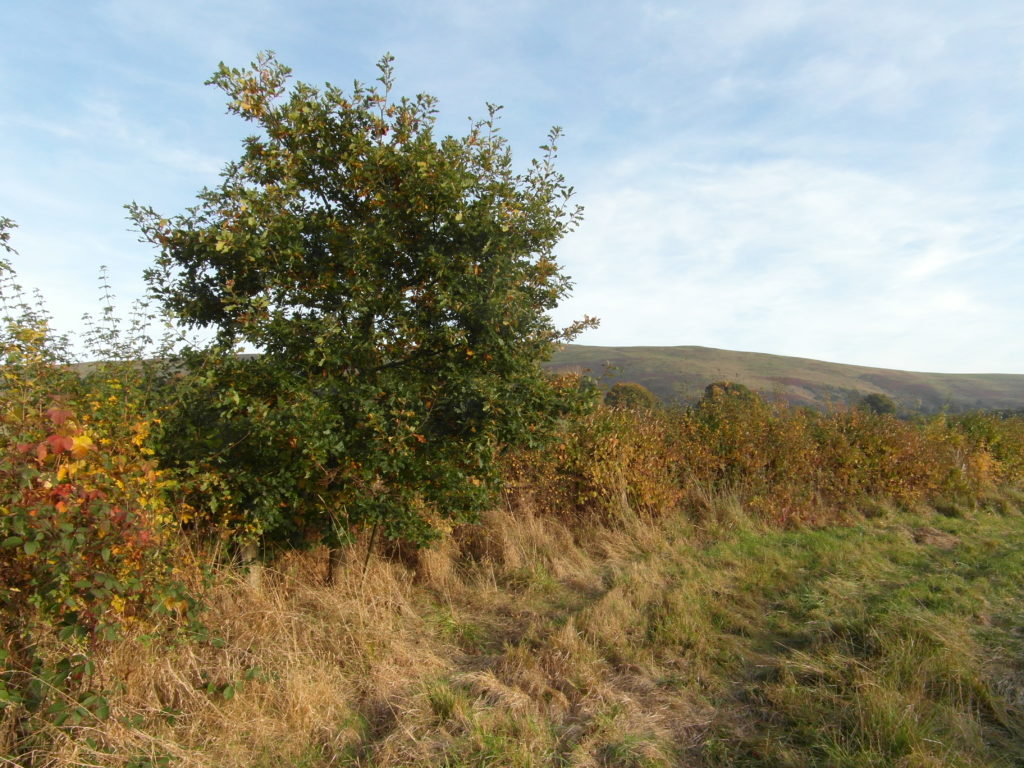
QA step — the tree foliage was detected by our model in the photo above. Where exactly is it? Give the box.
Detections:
[130,53,595,548]
[859,392,898,416]
[0,216,16,266]
[604,381,659,410]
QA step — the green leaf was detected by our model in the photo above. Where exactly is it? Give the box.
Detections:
[93,695,110,720]
[0,682,24,706]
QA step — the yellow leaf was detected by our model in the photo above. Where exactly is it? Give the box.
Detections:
[70,434,94,459]
[162,596,188,614]
[131,421,150,447]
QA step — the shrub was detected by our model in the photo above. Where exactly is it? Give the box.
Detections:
[858,392,898,415]
[506,401,684,523]
[0,234,191,751]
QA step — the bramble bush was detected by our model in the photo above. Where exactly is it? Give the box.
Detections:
[950,410,1024,486]
[0,231,192,753]
[604,381,659,410]
[508,381,1024,529]
[505,387,684,523]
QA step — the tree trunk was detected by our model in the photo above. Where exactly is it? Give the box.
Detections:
[240,541,263,591]
[325,546,344,586]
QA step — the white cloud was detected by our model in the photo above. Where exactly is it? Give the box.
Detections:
[93,0,285,64]
[76,97,226,176]
[554,151,1024,373]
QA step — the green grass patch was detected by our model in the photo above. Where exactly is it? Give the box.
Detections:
[664,507,1024,766]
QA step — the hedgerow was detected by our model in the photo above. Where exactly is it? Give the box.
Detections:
[507,383,1024,528]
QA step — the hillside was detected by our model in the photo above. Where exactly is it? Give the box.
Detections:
[547,344,1024,412]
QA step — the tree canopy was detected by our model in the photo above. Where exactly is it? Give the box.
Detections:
[130,53,594,548]
[859,393,898,416]
[604,381,659,410]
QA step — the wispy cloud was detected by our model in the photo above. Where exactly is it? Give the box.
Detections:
[4,0,1024,372]
[555,152,1024,372]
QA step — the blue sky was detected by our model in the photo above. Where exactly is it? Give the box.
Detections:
[3,1,1024,373]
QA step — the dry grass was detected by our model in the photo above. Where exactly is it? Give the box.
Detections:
[13,490,1024,767]
[17,491,700,767]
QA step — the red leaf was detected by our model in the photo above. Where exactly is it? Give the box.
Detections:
[46,434,74,453]
[46,407,74,425]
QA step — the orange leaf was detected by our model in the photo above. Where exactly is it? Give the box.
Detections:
[46,434,74,453]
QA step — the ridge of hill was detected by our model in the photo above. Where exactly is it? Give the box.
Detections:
[547,344,1024,412]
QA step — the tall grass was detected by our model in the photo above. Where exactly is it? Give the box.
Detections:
[18,495,1024,767]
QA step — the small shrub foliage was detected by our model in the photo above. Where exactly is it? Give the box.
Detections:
[858,392,898,415]
[130,53,595,548]
[506,399,684,522]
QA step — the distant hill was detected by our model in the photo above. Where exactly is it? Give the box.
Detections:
[546,345,1024,413]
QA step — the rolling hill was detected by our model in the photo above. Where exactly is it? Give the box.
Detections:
[546,345,1024,413]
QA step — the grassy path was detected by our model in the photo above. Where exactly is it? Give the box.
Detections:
[368,504,1024,767]
[683,509,1024,766]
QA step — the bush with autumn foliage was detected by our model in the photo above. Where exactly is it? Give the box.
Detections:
[0,244,193,747]
[509,382,1024,528]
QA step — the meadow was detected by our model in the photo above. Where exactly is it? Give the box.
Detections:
[4,314,1024,766]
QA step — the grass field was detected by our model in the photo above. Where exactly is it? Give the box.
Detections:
[32,492,1024,767]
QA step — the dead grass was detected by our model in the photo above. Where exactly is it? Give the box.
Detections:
[13,490,1024,767]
